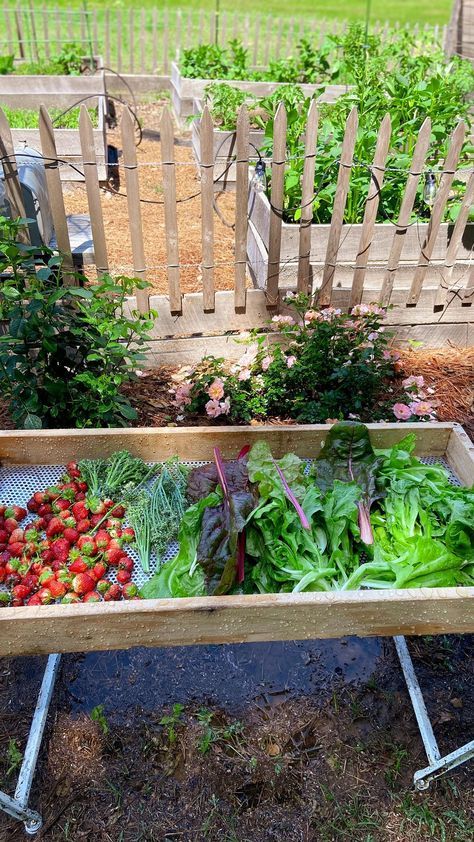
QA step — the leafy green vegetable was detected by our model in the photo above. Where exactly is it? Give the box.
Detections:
[313,422,384,544]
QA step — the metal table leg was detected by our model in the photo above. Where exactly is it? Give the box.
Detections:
[0,653,61,835]
[394,636,473,790]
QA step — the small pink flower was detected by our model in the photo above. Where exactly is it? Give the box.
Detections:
[174,382,193,407]
[238,368,251,381]
[304,309,322,324]
[286,355,296,368]
[238,343,259,368]
[261,355,273,371]
[367,332,379,342]
[220,397,231,415]
[402,375,424,389]
[205,399,222,418]
[271,314,294,326]
[322,307,342,320]
[409,400,433,416]
[393,403,412,421]
[207,378,225,400]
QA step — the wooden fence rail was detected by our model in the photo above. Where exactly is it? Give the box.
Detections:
[0,102,472,351]
[0,5,447,74]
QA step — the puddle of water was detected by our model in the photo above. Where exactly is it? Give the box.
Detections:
[61,638,384,721]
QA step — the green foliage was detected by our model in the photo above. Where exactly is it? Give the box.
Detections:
[0,217,157,429]
[0,54,14,74]
[1,106,97,129]
[13,43,90,76]
[181,39,250,80]
[202,83,248,130]
[6,738,22,776]
[91,704,109,736]
[174,294,394,425]
[196,709,243,754]
[159,703,184,744]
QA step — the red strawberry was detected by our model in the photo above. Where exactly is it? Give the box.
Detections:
[8,542,25,558]
[24,527,39,542]
[56,569,72,586]
[121,527,135,543]
[5,572,21,587]
[69,558,89,574]
[72,502,89,522]
[63,527,79,544]
[106,518,122,531]
[58,510,73,521]
[104,583,122,601]
[122,582,139,599]
[46,518,65,538]
[41,549,55,565]
[76,535,96,557]
[4,505,27,522]
[12,584,31,600]
[38,503,53,517]
[95,530,111,550]
[4,518,18,534]
[39,568,55,586]
[96,579,111,595]
[8,528,24,544]
[52,499,71,513]
[116,569,131,584]
[77,482,88,493]
[49,580,66,599]
[32,517,47,531]
[76,519,91,534]
[27,497,39,513]
[0,569,6,584]
[118,555,134,572]
[72,573,95,595]
[33,491,47,505]
[22,573,39,591]
[90,514,103,528]
[37,587,53,605]
[27,593,42,606]
[61,593,80,604]
[104,547,123,566]
[0,592,11,606]
[5,559,20,573]
[51,537,71,560]
[0,528,8,542]
[83,591,100,603]
[92,562,107,581]
[86,497,107,516]
[67,462,81,479]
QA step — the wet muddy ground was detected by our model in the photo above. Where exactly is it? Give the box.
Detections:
[0,635,473,841]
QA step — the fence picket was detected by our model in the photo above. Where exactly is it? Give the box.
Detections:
[350,113,392,307]
[176,10,182,58]
[0,107,28,239]
[121,107,148,313]
[234,104,249,309]
[160,107,181,313]
[408,120,466,306]
[5,7,13,53]
[67,8,73,41]
[38,106,75,281]
[434,172,474,307]
[232,11,238,39]
[297,100,319,294]
[267,102,287,306]
[104,8,110,67]
[263,15,272,65]
[116,10,122,72]
[243,14,250,48]
[93,8,99,54]
[253,15,260,65]
[210,10,216,42]
[140,7,146,72]
[28,0,39,61]
[319,107,358,307]
[152,8,158,70]
[198,9,204,43]
[80,6,86,47]
[220,11,227,46]
[14,7,25,59]
[42,4,49,58]
[78,105,109,276]
[463,266,474,306]
[379,117,432,305]
[200,106,215,311]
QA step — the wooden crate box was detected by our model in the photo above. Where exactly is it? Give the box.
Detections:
[0,423,473,658]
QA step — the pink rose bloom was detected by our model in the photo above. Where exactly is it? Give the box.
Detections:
[261,355,273,371]
[304,309,322,324]
[271,314,294,326]
[409,400,433,416]
[322,307,342,320]
[402,375,424,389]
[238,368,251,381]
[174,382,192,407]
[393,403,412,421]
[220,397,231,415]
[205,399,222,418]
[207,378,225,400]
[286,355,296,368]
[238,343,259,368]
[367,332,379,342]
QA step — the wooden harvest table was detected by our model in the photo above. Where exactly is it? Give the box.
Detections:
[0,423,473,658]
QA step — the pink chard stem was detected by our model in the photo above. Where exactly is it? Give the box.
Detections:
[357,502,374,545]
[272,460,311,530]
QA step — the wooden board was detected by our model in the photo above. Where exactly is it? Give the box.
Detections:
[0,423,472,658]
[0,69,106,110]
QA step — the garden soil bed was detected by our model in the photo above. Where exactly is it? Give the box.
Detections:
[0,635,472,841]
[62,99,238,294]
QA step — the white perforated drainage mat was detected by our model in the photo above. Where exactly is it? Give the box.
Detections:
[0,456,461,594]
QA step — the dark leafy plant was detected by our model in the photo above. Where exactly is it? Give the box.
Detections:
[0,217,157,429]
[0,54,14,75]
[13,43,89,76]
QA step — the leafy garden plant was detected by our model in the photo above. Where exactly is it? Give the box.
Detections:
[171,294,415,425]
[0,217,156,429]
[3,43,91,76]
[1,106,97,129]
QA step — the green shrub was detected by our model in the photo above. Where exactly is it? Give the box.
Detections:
[0,217,156,429]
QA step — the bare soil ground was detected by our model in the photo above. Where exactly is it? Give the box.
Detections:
[63,99,238,294]
[0,635,472,841]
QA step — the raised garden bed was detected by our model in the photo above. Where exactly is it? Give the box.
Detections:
[247,179,474,289]
[0,58,105,110]
[171,61,351,123]
[0,422,473,658]
[7,98,108,182]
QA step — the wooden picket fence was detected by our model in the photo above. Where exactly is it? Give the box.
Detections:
[0,102,473,355]
[446,0,474,62]
[1,5,447,74]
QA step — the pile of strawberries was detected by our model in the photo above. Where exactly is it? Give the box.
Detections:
[0,462,140,607]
